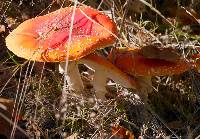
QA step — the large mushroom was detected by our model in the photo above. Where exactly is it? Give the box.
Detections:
[5,6,138,99]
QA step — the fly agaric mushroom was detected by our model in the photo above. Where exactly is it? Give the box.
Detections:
[5,6,139,99]
[109,47,192,76]
[108,47,193,100]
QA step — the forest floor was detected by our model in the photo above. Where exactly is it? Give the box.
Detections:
[0,0,200,138]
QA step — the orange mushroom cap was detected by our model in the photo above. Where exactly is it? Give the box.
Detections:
[108,47,192,76]
[6,6,117,62]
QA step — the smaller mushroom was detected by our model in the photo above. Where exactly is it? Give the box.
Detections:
[109,47,192,76]
[108,47,193,100]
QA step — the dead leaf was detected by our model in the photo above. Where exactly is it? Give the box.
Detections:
[111,125,134,139]
[167,120,183,129]
[65,133,78,139]
[140,44,181,62]
[0,98,14,117]
[0,98,25,138]
[177,7,200,25]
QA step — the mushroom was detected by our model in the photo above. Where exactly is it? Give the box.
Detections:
[109,47,192,77]
[108,47,193,100]
[5,6,138,99]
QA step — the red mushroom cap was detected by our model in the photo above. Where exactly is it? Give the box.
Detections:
[108,47,192,76]
[6,6,117,62]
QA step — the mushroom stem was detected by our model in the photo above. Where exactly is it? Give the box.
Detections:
[80,53,138,100]
[59,53,138,100]
[92,70,108,99]
[59,61,84,94]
